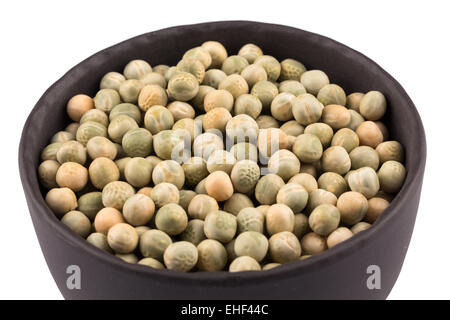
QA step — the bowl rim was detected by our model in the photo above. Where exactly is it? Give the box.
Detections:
[19,20,426,286]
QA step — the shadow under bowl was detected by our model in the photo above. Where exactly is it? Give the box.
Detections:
[19,20,426,300]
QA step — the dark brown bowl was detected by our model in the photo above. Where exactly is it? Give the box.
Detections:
[19,21,426,300]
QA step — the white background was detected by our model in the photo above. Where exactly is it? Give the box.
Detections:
[1,0,448,299]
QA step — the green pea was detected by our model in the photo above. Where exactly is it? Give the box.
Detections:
[234,231,268,262]
[377,161,406,194]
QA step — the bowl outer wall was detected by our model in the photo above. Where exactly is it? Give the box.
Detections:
[19,20,426,299]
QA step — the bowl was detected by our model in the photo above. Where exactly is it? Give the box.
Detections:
[19,20,426,299]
